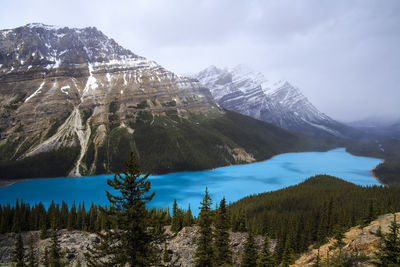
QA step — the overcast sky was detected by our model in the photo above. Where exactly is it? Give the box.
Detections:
[1,0,399,122]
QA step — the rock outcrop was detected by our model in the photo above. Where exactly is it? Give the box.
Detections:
[0,226,270,267]
[1,24,325,180]
[195,65,357,138]
[292,212,400,267]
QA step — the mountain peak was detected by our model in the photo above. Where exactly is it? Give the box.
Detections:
[195,65,349,137]
[0,23,143,75]
[25,22,64,31]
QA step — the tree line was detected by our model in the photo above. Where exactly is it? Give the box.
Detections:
[2,154,400,266]
[229,175,400,265]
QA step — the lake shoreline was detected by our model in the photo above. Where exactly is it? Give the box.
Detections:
[0,148,384,214]
[0,147,385,188]
[370,162,386,186]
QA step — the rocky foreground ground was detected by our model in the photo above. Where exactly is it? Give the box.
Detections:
[0,226,268,267]
[2,212,397,267]
[292,212,400,266]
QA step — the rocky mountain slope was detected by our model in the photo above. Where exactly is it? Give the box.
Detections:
[293,212,400,267]
[0,226,269,267]
[195,65,357,138]
[0,24,338,181]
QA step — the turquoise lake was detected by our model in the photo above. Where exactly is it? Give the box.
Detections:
[0,148,382,215]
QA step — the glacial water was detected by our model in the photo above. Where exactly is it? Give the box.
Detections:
[0,148,382,215]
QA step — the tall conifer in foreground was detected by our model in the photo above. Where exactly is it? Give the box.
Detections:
[49,229,63,267]
[372,214,400,266]
[13,233,25,267]
[183,204,194,227]
[86,152,164,267]
[194,187,214,267]
[171,199,181,232]
[43,248,49,267]
[27,234,38,267]
[241,231,258,267]
[214,197,232,266]
[258,235,275,267]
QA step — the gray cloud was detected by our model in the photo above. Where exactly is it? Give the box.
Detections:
[1,0,399,122]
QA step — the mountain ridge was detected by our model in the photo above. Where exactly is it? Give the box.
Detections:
[195,65,358,138]
[0,23,343,180]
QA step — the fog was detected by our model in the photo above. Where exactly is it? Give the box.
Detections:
[1,0,399,122]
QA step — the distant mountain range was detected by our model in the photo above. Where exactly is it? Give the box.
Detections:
[195,65,358,138]
[0,23,340,180]
[347,118,400,138]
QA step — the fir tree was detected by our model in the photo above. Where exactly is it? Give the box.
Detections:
[171,199,181,232]
[258,235,275,267]
[372,214,400,266]
[363,199,377,226]
[281,235,295,267]
[162,243,171,263]
[313,247,321,267]
[194,187,214,267]
[49,229,63,267]
[214,197,232,266]
[13,233,25,267]
[241,231,258,267]
[331,228,346,256]
[40,217,48,240]
[183,204,194,227]
[43,248,49,267]
[67,202,76,230]
[27,234,38,267]
[236,209,247,232]
[86,152,164,266]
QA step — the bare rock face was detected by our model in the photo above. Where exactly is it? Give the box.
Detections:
[293,212,400,267]
[163,226,268,267]
[195,65,355,138]
[0,227,271,267]
[0,230,99,266]
[0,23,222,177]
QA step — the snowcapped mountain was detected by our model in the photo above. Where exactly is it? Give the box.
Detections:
[1,24,334,180]
[195,65,352,137]
[0,23,220,176]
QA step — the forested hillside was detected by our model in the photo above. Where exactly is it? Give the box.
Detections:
[229,175,400,264]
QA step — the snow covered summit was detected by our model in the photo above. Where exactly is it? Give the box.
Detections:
[195,65,352,137]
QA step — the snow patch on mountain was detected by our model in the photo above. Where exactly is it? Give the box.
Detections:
[195,65,347,137]
[25,81,45,102]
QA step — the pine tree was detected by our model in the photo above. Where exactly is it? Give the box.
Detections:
[162,243,171,263]
[328,229,347,267]
[281,234,295,267]
[49,229,63,267]
[372,214,400,266]
[237,209,247,232]
[332,228,346,255]
[13,233,25,267]
[194,187,214,267]
[241,231,258,267]
[76,203,82,230]
[86,152,164,266]
[43,248,49,267]
[67,202,76,230]
[214,197,232,266]
[27,234,38,267]
[258,235,275,267]
[171,199,181,232]
[364,199,377,226]
[60,202,68,229]
[183,204,193,227]
[313,247,321,267]
[40,219,48,240]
